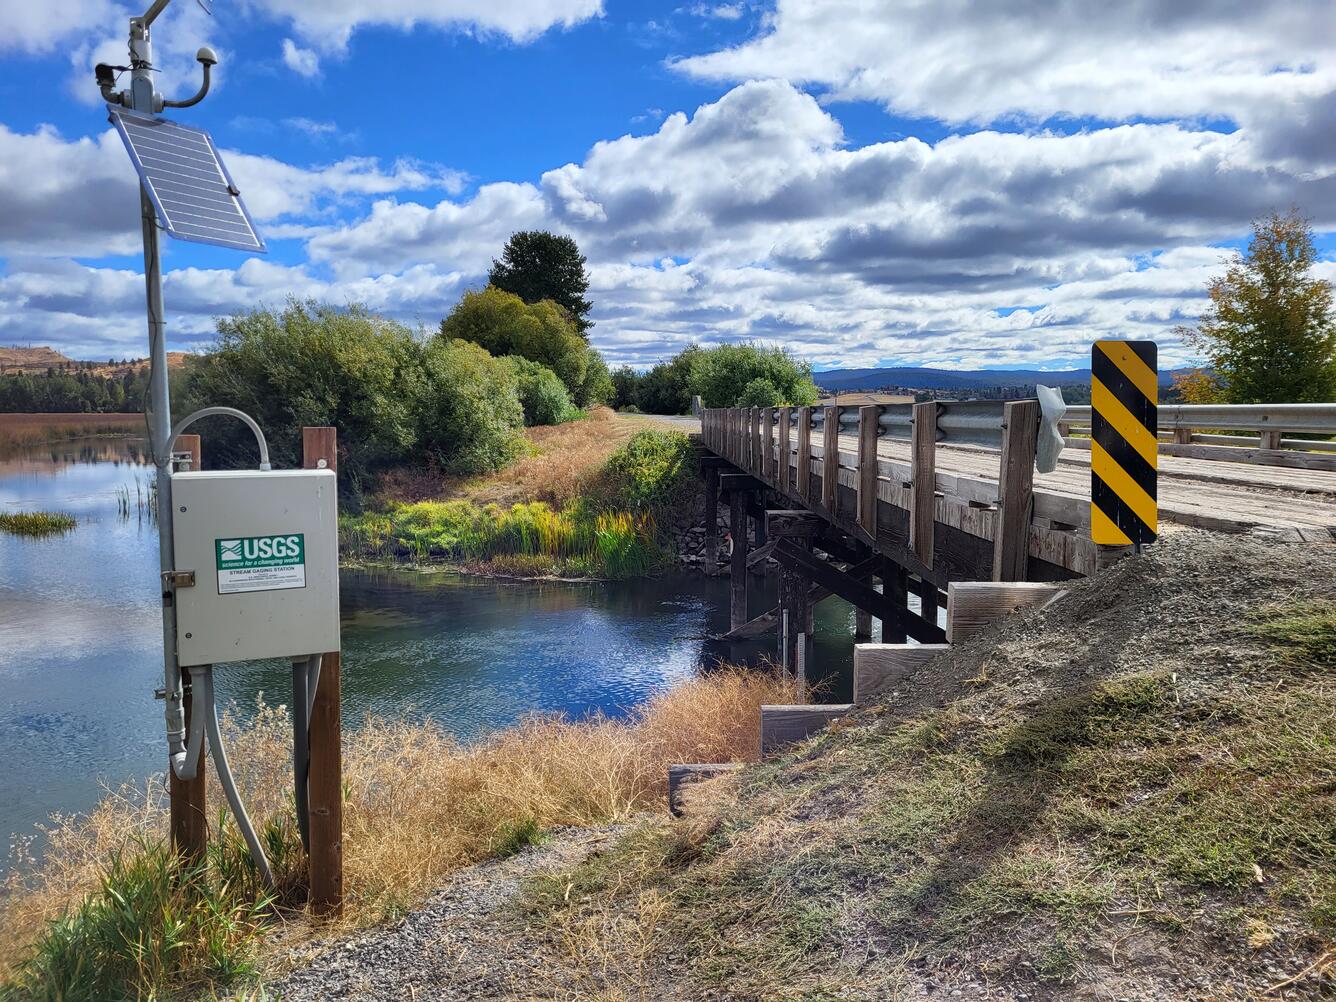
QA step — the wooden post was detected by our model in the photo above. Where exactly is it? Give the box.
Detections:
[910,401,937,567]
[704,466,719,573]
[1260,429,1282,451]
[993,399,1040,582]
[729,490,749,631]
[880,558,908,644]
[778,563,810,674]
[170,433,207,864]
[821,405,839,514]
[1173,426,1192,446]
[916,576,939,627]
[762,409,775,483]
[778,407,793,496]
[857,406,879,538]
[303,427,343,917]
[796,407,812,502]
[854,571,873,640]
[750,407,762,474]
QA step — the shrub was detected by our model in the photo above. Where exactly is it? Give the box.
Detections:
[578,350,615,408]
[503,357,577,426]
[440,287,589,400]
[179,301,425,487]
[738,376,784,407]
[633,346,701,415]
[416,339,524,475]
[687,342,818,409]
[598,430,695,513]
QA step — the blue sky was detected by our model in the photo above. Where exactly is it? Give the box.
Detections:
[0,0,1333,371]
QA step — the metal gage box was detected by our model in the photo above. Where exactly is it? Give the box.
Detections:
[171,469,340,667]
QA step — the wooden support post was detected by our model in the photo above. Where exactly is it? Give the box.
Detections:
[854,582,873,640]
[916,576,940,628]
[1173,426,1193,446]
[945,581,1064,643]
[1260,428,1282,451]
[821,405,840,514]
[303,427,343,917]
[993,399,1040,582]
[750,407,762,473]
[854,643,952,705]
[910,401,937,568]
[170,433,207,864]
[729,490,749,631]
[760,704,855,755]
[880,558,908,644]
[857,406,879,538]
[704,466,719,573]
[777,407,793,495]
[761,408,775,483]
[796,407,813,501]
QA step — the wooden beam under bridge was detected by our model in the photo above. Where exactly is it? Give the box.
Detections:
[772,540,947,644]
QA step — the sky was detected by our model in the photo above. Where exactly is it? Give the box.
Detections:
[1,0,1334,372]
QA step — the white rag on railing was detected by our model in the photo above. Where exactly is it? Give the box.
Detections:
[1035,385,1067,474]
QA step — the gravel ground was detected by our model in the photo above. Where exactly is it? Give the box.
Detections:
[271,826,626,1002]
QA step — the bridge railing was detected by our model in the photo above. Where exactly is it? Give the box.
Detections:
[1060,402,1336,469]
[700,401,1093,580]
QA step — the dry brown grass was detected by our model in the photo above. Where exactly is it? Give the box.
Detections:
[373,409,689,508]
[0,668,795,981]
[0,412,143,448]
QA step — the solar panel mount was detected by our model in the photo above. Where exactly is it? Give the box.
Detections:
[109,105,265,253]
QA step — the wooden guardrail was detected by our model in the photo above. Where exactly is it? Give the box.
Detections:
[1061,403,1336,471]
[701,402,1095,579]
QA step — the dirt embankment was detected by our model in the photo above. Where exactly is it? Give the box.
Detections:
[275,531,1335,1001]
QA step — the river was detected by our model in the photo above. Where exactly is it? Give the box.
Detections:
[0,436,862,859]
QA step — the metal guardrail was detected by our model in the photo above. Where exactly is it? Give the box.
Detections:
[803,400,1011,449]
[1063,403,1336,436]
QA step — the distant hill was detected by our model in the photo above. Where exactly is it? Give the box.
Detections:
[0,345,189,376]
[813,366,1182,392]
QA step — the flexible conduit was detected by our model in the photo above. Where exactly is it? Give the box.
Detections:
[291,654,321,853]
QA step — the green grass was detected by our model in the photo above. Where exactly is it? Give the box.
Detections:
[519,605,1336,997]
[341,430,695,579]
[0,511,77,536]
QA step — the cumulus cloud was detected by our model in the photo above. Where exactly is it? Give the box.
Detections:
[0,123,468,257]
[0,0,118,53]
[280,38,321,78]
[675,0,1336,130]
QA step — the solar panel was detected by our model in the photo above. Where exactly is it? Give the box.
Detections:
[108,106,266,254]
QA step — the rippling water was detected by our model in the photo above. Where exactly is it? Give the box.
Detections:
[0,437,862,860]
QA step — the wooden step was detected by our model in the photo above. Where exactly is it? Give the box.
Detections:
[667,763,742,817]
[945,581,1066,643]
[853,643,952,705]
[760,703,855,755]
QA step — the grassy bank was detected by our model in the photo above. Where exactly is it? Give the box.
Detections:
[0,413,143,449]
[510,533,1335,999]
[0,511,77,536]
[0,669,797,1000]
[343,416,697,579]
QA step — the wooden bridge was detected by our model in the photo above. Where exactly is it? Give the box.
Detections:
[659,399,1336,811]
[696,400,1336,670]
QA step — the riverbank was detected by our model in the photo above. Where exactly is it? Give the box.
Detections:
[341,410,708,580]
[0,412,143,448]
[279,532,1335,1000]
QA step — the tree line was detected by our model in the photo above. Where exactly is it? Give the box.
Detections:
[0,367,153,413]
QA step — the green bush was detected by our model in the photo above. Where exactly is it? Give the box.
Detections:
[416,339,524,474]
[179,301,424,487]
[598,430,695,513]
[633,346,702,415]
[738,376,784,407]
[687,342,818,409]
[578,350,615,408]
[440,286,589,400]
[503,356,577,426]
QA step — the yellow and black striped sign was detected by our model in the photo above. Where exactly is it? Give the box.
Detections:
[1091,340,1157,546]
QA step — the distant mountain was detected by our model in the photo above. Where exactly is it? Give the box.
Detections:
[0,345,189,376]
[814,366,1182,392]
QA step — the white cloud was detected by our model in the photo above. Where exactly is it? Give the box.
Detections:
[675,1,1336,133]
[0,0,118,53]
[280,38,321,78]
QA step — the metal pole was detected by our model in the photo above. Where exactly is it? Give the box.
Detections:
[127,12,187,763]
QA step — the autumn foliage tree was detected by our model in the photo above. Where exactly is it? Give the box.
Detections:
[1174,209,1336,404]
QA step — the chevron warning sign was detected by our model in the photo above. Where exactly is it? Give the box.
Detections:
[1091,340,1158,546]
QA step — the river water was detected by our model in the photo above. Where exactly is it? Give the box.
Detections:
[0,437,861,858]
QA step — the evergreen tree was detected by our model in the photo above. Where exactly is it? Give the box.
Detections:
[488,231,593,336]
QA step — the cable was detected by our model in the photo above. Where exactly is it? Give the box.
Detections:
[200,666,275,887]
[168,665,208,780]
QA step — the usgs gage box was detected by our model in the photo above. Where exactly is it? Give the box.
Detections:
[171,469,340,666]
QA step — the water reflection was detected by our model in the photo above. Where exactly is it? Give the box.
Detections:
[0,436,859,861]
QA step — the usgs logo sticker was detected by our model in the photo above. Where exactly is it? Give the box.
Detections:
[214,533,306,595]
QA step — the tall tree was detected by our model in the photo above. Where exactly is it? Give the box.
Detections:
[488,231,594,336]
[1175,209,1336,404]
